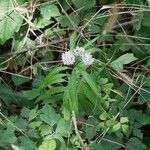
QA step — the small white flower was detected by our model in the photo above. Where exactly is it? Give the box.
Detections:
[82,52,94,66]
[74,46,85,56]
[61,51,75,65]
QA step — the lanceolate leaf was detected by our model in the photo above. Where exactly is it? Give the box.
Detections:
[70,31,77,51]
[82,71,102,100]
[63,69,79,114]
[36,86,65,102]
[38,67,68,90]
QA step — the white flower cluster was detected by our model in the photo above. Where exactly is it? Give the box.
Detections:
[61,47,94,66]
[61,51,75,65]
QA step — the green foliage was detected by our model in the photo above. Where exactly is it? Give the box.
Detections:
[0,0,23,44]
[38,140,56,150]
[0,0,150,149]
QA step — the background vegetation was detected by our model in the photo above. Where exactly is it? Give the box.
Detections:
[0,0,150,149]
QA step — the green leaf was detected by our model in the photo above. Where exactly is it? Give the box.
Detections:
[112,123,121,132]
[63,68,80,114]
[127,137,147,150]
[38,140,56,150]
[0,83,34,106]
[70,31,77,51]
[56,118,70,136]
[72,0,96,10]
[29,106,38,121]
[18,136,35,150]
[98,122,105,129]
[41,4,61,19]
[84,117,98,140]
[83,35,100,49]
[138,88,150,104]
[40,104,60,126]
[34,18,53,29]
[38,67,68,90]
[29,121,43,129]
[23,89,40,100]
[105,120,116,127]
[82,71,102,100]
[21,107,30,118]
[57,13,80,29]
[120,117,129,124]
[44,28,66,40]
[99,112,109,121]
[110,53,137,71]
[36,86,65,102]
[0,0,23,44]
[121,124,129,133]
[81,82,102,113]
[53,135,66,150]
[0,122,16,145]
[39,125,52,137]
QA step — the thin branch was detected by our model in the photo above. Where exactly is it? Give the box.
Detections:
[72,111,86,150]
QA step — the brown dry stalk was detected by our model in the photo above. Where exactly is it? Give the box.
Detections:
[72,111,86,150]
[103,4,119,34]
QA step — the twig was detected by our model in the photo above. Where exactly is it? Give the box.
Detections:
[72,111,86,150]
[102,138,132,150]
[2,18,138,59]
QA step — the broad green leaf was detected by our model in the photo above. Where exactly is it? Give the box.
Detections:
[110,53,137,71]
[99,112,109,121]
[138,88,150,104]
[34,18,53,29]
[18,136,35,150]
[84,117,98,140]
[112,123,121,132]
[13,37,35,50]
[133,123,143,139]
[56,118,70,136]
[105,120,116,127]
[41,4,61,19]
[29,121,43,129]
[53,135,66,150]
[12,75,30,86]
[21,107,30,118]
[127,137,147,150]
[0,0,23,44]
[29,106,38,121]
[57,13,80,29]
[38,140,56,150]
[120,117,129,124]
[23,89,40,100]
[0,83,34,106]
[45,28,66,40]
[40,104,60,126]
[0,122,16,145]
[28,129,40,139]
[72,0,96,10]
[98,122,105,129]
[121,124,129,133]
[39,125,52,137]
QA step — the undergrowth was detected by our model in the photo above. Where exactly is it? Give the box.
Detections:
[0,0,150,150]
